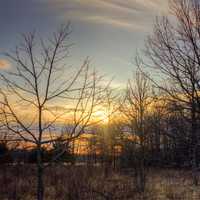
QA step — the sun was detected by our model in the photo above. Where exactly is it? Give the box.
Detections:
[94,110,109,124]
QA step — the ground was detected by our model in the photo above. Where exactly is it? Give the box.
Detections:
[0,164,200,200]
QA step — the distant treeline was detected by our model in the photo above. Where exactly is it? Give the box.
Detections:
[0,143,74,164]
[1,103,199,169]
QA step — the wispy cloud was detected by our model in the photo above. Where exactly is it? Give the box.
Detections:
[78,0,167,13]
[82,15,147,31]
[50,0,168,31]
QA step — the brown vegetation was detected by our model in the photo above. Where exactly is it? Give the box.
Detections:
[1,165,200,200]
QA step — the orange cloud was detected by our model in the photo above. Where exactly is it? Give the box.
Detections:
[0,59,10,69]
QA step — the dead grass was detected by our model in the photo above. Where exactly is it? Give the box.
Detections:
[0,165,200,200]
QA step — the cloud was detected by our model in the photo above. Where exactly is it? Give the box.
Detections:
[80,0,167,14]
[0,59,10,69]
[50,0,168,32]
[82,15,147,31]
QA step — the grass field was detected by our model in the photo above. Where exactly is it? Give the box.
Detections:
[1,165,200,200]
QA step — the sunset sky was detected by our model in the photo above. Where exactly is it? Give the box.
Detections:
[0,0,168,87]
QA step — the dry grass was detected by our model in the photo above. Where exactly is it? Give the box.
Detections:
[0,165,200,200]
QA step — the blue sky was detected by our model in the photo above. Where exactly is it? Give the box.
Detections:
[0,0,168,87]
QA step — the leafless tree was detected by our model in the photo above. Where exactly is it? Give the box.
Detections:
[145,0,200,185]
[120,64,153,192]
[0,24,108,200]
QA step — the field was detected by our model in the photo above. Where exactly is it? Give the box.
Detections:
[1,165,200,200]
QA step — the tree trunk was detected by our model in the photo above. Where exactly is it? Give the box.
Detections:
[134,162,146,193]
[192,146,198,186]
[37,149,44,200]
[134,144,146,193]
[191,102,199,186]
[139,167,145,193]
[139,148,146,193]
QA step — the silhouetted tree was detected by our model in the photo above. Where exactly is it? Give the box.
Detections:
[120,65,153,192]
[0,24,108,200]
[145,0,200,185]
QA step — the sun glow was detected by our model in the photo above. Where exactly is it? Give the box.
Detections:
[94,110,109,124]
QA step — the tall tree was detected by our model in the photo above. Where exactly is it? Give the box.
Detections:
[145,0,200,185]
[0,24,107,200]
[120,66,152,192]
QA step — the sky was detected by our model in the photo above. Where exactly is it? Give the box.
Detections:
[0,0,169,87]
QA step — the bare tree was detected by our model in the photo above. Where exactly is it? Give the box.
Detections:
[120,65,152,192]
[145,0,200,185]
[0,24,108,200]
[145,89,169,165]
